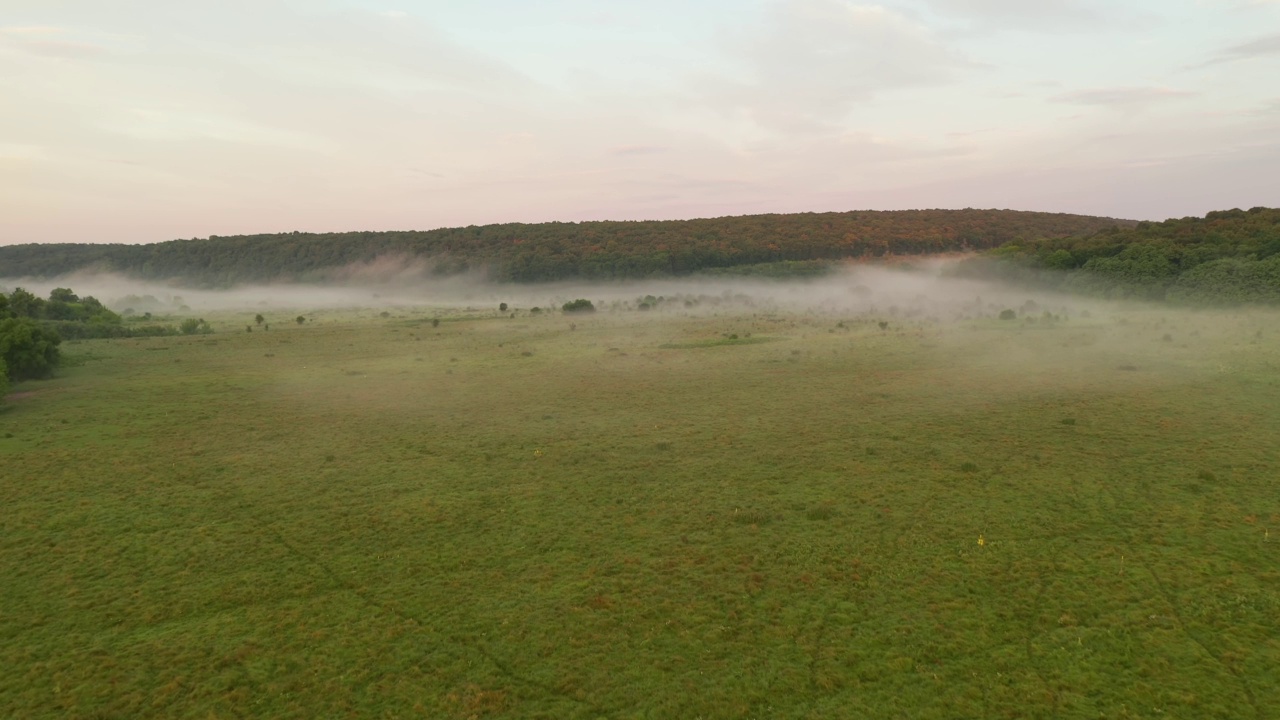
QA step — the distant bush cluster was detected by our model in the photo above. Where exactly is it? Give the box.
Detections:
[562,299,596,313]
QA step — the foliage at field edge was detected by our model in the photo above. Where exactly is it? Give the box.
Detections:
[953,207,1280,304]
[0,209,1130,286]
[0,286,220,392]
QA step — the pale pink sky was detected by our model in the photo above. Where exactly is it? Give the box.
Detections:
[1,0,1278,245]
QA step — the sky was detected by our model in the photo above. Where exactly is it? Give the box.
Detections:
[1,0,1278,245]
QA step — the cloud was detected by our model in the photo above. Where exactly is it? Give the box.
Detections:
[0,25,110,58]
[11,38,109,58]
[1052,87,1197,109]
[916,0,1105,30]
[611,144,669,156]
[1243,98,1280,115]
[697,0,972,133]
[0,26,66,35]
[1201,33,1280,65]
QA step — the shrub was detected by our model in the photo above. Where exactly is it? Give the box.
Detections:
[180,318,211,335]
[499,302,508,312]
[296,316,305,325]
[562,299,596,314]
[999,309,1017,320]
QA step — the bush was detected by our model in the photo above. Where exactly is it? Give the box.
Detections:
[127,324,179,337]
[999,309,1017,320]
[0,358,9,398]
[0,318,61,380]
[180,318,212,335]
[562,299,596,313]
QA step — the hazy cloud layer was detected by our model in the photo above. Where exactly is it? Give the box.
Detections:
[1053,87,1198,109]
[698,1,972,132]
[916,0,1106,29]
[1204,33,1280,64]
[1,0,1278,246]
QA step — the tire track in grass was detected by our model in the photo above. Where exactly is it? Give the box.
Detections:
[807,601,835,693]
[1099,478,1261,719]
[1018,536,1065,719]
[1139,558,1259,718]
[224,486,614,718]
[1012,474,1104,720]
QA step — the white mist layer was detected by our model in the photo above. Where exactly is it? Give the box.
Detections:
[1,259,1106,320]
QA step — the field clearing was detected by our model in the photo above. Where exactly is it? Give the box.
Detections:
[2,303,1279,718]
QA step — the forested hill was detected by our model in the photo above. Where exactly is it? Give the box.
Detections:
[957,207,1280,304]
[0,209,1129,286]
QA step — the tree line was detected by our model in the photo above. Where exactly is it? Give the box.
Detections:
[952,207,1280,304]
[0,209,1129,287]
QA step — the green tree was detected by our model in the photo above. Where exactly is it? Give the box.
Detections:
[255,313,265,326]
[6,288,44,318]
[0,317,62,380]
[49,288,79,303]
[0,358,8,399]
[295,315,306,325]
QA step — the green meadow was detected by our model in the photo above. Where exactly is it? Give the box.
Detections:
[2,301,1279,718]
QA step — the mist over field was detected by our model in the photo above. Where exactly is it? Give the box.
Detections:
[2,257,1101,319]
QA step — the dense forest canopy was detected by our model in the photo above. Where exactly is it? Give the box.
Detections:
[955,207,1280,304]
[0,209,1129,286]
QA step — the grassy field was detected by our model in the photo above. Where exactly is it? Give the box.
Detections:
[2,300,1278,718]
